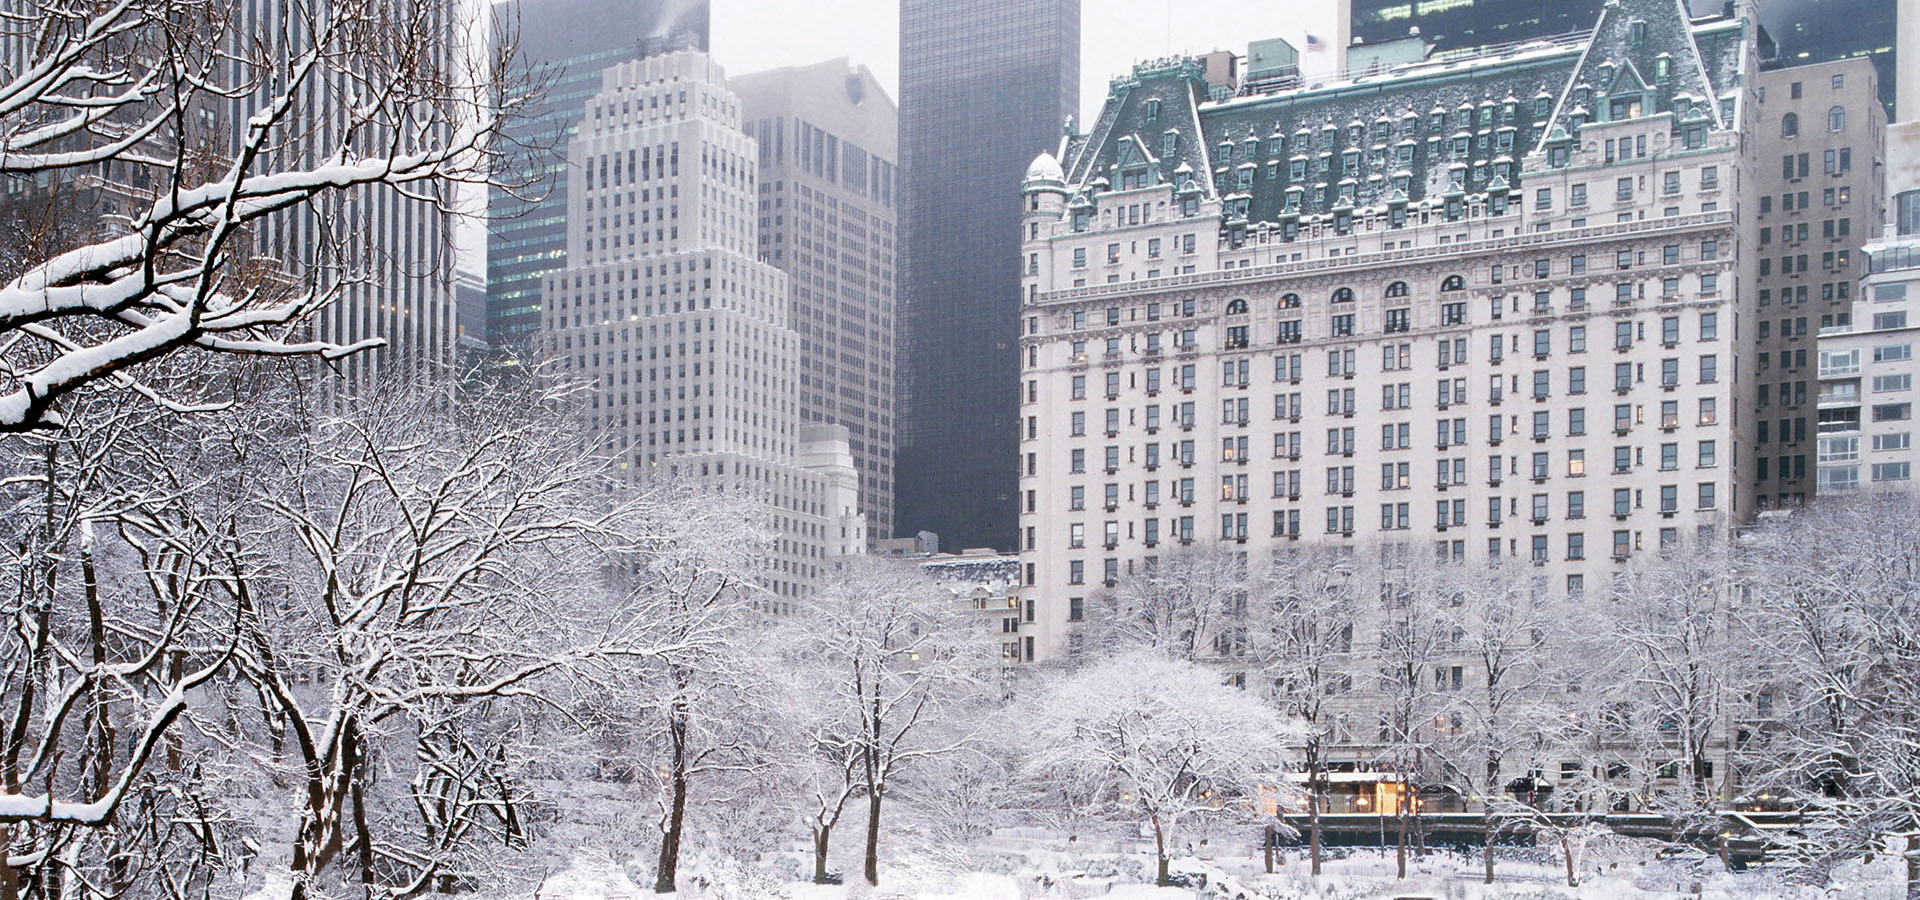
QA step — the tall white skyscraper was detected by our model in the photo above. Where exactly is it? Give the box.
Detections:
[542,51,864,604]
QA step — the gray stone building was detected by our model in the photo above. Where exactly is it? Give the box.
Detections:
[733,59,899,544]
[1751,58,1887,503]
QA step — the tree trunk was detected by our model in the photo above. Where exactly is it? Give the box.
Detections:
[0,825,16,900]
[653,710,689,894]
[1263,824,1274,874]
[349,732,374,888]
[1153,818,1171,886]
[1395,802,1409,879]
[862,785,883,886]
[1484,810,1497,884]
[812,825,834,884]
[1905,833,1919,900]
[1562,832,1578,887]
[1308,765,1324,876]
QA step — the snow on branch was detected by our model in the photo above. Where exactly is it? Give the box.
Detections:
[0,0,519,431]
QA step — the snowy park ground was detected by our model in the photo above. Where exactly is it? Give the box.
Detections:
[531,821,1914,900]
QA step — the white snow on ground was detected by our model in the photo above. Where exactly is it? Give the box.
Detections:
[531,828,1914,899]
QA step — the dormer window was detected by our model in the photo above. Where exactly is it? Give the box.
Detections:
[1654,56,1671,83]
[1630,20,1646,47]
[1144,99,1161,122]
[1163,131,1179,156]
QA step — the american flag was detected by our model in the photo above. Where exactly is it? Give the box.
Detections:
[1305,33,1326,53]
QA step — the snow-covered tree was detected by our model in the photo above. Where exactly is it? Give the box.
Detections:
[776,557,991,886]
[1426,558,1566,883]
[1742,493,1920,893]
[0,0,509,432]
[1254,543,1361,876]
[0,366,273,900]
[1086,544,1250,663]
[1363,544,1450,879]
[224,377,687,899]
[618,483,775,894]
[1604,534,1750,865]
[1022,654,1298,886]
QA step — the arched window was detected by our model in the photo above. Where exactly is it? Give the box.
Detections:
[1225,298,1249,315]
[1828,106,1845,132]
[1279,293,1302,309]
[1781,112,1798,138]
[1385,281,1410,298]
[1331,287,1355,304]
[1441,274,1466,292]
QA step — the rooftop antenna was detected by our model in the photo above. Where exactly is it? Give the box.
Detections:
[1166,0,1173,57]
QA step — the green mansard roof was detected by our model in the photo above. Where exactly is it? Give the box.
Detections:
[1052,0,1750,225]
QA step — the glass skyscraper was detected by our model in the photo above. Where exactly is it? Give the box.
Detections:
[1349,0,1604,55]
[485,0,710,347]
[1737,0,1897,116]
[895,0,1079,551]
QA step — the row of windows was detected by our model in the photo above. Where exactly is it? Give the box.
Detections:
[1777,106,1849,138]
[1054,507,1717,570]
[1043,417,1723,495]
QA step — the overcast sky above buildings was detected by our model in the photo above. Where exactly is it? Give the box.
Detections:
[461,0,1341,270]
[712,0,1340,124]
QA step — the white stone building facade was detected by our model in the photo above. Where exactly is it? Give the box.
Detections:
[542,52,864,605]
[1014,1,1762,664]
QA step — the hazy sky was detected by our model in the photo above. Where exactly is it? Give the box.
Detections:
[712,0,1341,125]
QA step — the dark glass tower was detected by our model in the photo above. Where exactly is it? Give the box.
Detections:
[1349,0,1604,55]
[1740,0,1898,116]
[485,0,710,347]
[895,0,1079,551]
